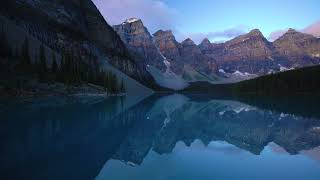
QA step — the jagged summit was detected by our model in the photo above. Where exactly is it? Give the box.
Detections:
[276,28,315,41]
[114,18,147,36]
[273,27,319,59]
[198,38,212,51]
[287,28,299,33]
[248,29,264,36]
[122,18,141,24]
[226,28,266,46]
[182,38,196,46]
[153,30,174,37]
[201,38,211,45]
[114,17,167,72]
[153,30,177,43]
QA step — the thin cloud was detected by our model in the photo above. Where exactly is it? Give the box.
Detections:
[303,21,320,38]
[92,0,179,33]
[177,25,249,44]
[268,20,320,41]
[268,29,288,42]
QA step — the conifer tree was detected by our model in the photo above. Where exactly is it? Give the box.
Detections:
[51,52,58,73]
[38,45,48,82]
[0,28,11,58]
[20,38,31,72]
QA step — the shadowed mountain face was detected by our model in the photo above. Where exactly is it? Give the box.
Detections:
[201,29,320,74]
[153,30,185,74]
[273,29,320,66]
[153,30,218,76]
[209,29,279,74]
[113,18,320,87]
[114,21,218,82]
[1,94,320,180]
[0,0,158,90]
[113,18,166,72]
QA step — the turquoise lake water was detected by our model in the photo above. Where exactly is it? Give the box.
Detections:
[1,94,320,180]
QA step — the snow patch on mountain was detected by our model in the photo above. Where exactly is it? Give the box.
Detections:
[147,48,188,90]
[219,69,226,73]
[279,64,294,72]
[122,18,140,24]
[233,70,253,76]
[268,69,276,74]
[163,59,171,67]
[217,69,258,83]
[313,53,320,58]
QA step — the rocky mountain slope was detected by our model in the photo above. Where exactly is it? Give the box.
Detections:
[0,0,159,94]
[273,28,320,66]
[208,29,278,74]
[153,30,218,80]
[113,18,166,71]
[153,30,184,74]
[113,19,188,90]
[114,19,219,86]
[114,18,320,89]
[200,28,320,74]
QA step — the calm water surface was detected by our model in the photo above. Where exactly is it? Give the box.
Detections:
[1,94,320,180]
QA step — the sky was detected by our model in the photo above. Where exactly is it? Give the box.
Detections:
[93,0,320,44]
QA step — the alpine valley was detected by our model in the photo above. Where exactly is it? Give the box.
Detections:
[1,1,320,180]
[1,0,320,94]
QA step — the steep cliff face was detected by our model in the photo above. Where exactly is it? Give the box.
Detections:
[180,38,217,75]
[199,29,320,74]
[222,29,275,61]
[0,0,158,92]
[273,28,320,66]
[198,38,213,55]
[153,30,218,79]
[200,29,279,74]
[113,18,166,71]
[153,30,183,74]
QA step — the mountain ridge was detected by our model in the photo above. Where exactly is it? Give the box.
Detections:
[113,17,320,90]
[0,0,161,95]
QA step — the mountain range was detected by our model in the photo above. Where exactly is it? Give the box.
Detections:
[1,0,320,93]
[113,18,320,89]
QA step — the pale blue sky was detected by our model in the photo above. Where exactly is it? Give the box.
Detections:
[94,0,320,43]
[164,0,320,37]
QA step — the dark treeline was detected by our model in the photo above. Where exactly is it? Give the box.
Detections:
[234,66,320,95]
[0,28,12,58]
[0,32,126,94]
[182,66,320,95]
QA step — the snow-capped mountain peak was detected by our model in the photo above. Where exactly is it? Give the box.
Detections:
[122,18,140,24]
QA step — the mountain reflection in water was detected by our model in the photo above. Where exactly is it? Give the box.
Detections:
[1,94,320,180]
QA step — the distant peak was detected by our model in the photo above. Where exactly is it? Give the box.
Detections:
[287,28,298,33]
[154,29,172,34]
[183,38,193,42]
[182,38,196,45]
[201,38,211,44]
[248,29,263,36]
[153,30,174,37]
[122,18,141,24]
